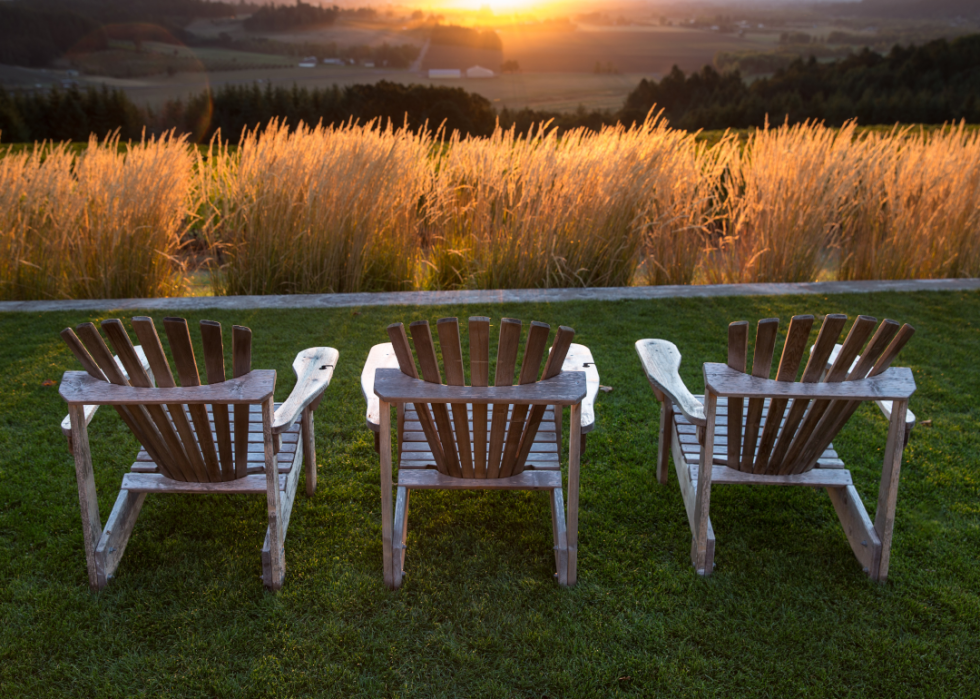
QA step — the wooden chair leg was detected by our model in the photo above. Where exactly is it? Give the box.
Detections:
[827,484,881,578]
[657,401,673,485]
[393,486,410,589]
[874,398,909,583]
[302,406,316,497]
[262,397,285,590]
[95,489,146,588]
[68,405,103,591]
[566,403,583,586]
[691,391,717,576]
[379,400,395,590]
[551,487,569,586]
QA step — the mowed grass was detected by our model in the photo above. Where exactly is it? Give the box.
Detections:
[1,291,978,697]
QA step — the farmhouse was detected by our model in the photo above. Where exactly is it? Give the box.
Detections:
[429,68,462,79]
[466,65,495,78]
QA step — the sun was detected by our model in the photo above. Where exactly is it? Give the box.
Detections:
[448,0,543,13]
[485,0,538,10]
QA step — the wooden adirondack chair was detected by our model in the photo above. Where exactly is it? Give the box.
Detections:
[361,316,599,589]
[636,314,917,582]
[58,316,338,591]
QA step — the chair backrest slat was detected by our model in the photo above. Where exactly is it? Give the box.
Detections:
[200,322,232,479]
[74,323,181,480]
[131,316,211,482]
[387,322,450,475]
[752,315,813,473]
[411,320,462,478]
[60,328,107,381]
[437,318,475,478]
[469,317,491,478]
[726,321,749,470]
[487,318,522,478]
[102,319,199,482]
[780,315,878,473]
[499,321,551,478]
[768,314,847,471]
[870,324,916,376]
[164,317,222,482]
[232,325,253,479]
[200,321,235,481]
[739,318,778,471]
[512,325,576,476]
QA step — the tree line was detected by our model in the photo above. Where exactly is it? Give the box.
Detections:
[620,34,980,130]
[1,34,978,144]
[242,2,338,32]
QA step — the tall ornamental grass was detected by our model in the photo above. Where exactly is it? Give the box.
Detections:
[423,117,693,289]
[839,123,980,280]
[203,120,431,295]
[702,121,864,284]
[0,134,194,300]
[2,119,979,300]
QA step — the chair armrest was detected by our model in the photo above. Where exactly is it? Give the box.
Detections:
[562,343,599,433]
[61,345,151,444]
[272,347,339,434]
[635,339,706,426]
[361,342,399,433]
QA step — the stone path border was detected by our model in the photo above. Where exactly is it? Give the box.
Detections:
[1,278,977,313]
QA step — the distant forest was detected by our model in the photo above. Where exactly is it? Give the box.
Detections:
[242,2,338,32]
[1,35,979,142]
[621,34,980,129]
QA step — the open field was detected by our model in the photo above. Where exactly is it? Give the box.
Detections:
[497,25,778,74]
[0,63,652,118]
[1,290,979,696]
[184,17,427,50]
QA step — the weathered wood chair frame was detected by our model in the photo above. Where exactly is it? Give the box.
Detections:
[361,316,599,589]
[58,316,338,591]
[637,313,917,582]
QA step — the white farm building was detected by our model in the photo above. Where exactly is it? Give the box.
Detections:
[429,69,462,79]
[466,65,495,78]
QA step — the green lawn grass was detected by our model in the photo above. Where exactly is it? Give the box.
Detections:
[1,291,978,697]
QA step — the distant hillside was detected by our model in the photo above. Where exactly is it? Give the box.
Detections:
[0,0,244,67]
[0,6,105,67]
[242,2,338,33]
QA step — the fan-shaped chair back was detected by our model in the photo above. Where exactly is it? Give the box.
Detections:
[385,316,575,479]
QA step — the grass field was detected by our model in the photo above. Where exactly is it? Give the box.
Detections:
[63,66,655,113]
[1,291,978,696]
[496,24,778,74]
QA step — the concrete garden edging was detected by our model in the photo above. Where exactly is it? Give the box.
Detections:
[1,278,977,313]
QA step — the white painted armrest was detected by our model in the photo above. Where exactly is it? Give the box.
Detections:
[635,339,706,426]
[562,343,598,433]
[61,345,151,439]
[272,347,339,434]
[362,342,399,433]
[817,343,916,430]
